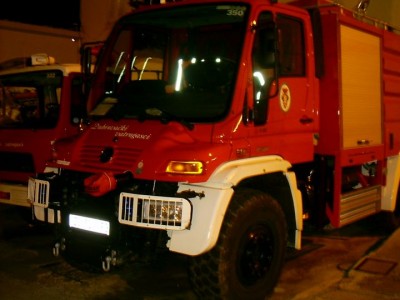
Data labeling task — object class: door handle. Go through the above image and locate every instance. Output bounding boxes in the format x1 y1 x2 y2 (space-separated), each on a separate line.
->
299 116 313 124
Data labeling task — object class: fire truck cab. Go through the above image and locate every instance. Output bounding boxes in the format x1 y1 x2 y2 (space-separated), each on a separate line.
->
28 1 400 299
0 54 86 207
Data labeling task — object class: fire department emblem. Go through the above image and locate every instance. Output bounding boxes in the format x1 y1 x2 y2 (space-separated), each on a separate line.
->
279 84 291 112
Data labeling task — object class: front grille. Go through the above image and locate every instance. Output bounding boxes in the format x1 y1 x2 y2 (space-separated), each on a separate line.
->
118 192 192 230
79 145 142 171
28 178 50 208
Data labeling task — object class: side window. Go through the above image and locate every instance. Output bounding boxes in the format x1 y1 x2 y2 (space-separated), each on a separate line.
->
251 12 275 125
276 14 305 76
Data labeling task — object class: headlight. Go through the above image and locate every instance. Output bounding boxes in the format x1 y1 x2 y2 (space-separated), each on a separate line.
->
143 200 184 223
119 193 192 230
165 161 203 175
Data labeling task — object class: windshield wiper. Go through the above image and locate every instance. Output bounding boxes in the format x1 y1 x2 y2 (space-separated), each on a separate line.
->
144 107 194 131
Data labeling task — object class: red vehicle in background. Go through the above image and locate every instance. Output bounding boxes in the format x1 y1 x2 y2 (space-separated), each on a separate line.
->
0 54 86 208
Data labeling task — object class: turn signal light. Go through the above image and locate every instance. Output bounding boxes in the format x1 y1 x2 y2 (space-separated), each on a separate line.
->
166 161 203 175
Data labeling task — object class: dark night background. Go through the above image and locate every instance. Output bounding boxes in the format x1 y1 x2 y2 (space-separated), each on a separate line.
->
0 0 81 31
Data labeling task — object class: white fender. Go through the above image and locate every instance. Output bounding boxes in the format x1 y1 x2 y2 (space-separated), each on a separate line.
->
167 155 303 255
382 154 400 211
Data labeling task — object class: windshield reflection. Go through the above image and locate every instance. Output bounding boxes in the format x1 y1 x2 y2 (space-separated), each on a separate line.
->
90 4 248 123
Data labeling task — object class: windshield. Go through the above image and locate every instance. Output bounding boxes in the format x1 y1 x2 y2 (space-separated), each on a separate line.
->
0 70 62 129
89 4 248 123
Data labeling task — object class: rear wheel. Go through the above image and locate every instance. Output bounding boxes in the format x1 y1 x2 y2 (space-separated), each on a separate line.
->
189 188 287 300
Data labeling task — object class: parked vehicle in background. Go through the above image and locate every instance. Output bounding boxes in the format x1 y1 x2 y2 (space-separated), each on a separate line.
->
0 54 86 208
28 0 400 299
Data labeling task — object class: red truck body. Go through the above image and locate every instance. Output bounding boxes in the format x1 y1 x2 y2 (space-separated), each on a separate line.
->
28 1 400 299
0 58 85 207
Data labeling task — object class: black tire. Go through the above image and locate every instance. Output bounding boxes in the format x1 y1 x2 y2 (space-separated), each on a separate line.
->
188 188 287 300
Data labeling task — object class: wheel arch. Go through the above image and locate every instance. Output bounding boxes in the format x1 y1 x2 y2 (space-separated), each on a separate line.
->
382 154 400 211
236 170 301 249
169 155 302 255
380 154 400 230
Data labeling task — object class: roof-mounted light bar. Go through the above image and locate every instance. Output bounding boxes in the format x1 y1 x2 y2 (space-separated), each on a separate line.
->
0 53 56 71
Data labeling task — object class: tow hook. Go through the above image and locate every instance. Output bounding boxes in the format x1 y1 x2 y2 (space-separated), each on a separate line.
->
52 238 66 257
53 243 60 257
102 250 117 272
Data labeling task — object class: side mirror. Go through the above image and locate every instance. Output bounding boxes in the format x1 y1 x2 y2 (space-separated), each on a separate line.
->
80 41 104 99
80 41 104 76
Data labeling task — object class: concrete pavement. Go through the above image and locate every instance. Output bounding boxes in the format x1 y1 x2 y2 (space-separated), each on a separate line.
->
337 227 400 299
280 227 400 300
1 204 399 299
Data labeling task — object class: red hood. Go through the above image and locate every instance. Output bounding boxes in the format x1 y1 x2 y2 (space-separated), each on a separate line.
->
51 118 232 182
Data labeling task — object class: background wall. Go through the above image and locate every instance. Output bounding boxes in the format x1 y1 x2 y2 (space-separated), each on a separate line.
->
0 0 398 64
80 0 400 45
0 21 81 64
80 0 132 44
0 0 132 64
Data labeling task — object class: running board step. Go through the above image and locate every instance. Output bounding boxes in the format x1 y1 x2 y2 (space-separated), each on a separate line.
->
340 185 381 226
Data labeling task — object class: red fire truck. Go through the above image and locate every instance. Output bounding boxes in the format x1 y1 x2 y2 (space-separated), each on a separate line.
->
0 54 86 208
28 0 400 299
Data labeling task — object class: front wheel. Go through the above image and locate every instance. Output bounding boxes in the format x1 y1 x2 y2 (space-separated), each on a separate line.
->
189 188 287 300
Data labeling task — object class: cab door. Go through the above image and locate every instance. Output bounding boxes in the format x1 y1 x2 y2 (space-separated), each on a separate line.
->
248 9 317 164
